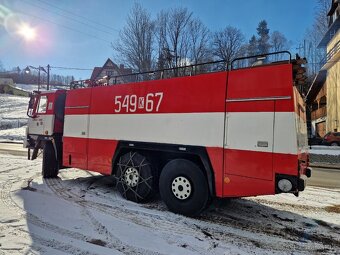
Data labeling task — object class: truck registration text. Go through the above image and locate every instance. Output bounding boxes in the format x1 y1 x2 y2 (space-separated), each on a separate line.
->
114 92 163 113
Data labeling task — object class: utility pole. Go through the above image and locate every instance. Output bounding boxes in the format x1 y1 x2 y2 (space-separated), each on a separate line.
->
47 64 50 90
296 40 306 56
38 66 41 91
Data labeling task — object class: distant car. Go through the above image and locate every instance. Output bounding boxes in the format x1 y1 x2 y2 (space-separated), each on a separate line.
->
322 132 340 146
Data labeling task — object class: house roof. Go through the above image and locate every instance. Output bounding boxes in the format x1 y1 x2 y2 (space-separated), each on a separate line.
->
90 67 102 80
305 70 327 104
327 0 339 16
90 58 119 80
319 0 340 47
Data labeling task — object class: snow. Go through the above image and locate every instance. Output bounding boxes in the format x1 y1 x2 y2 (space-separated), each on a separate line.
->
0 154 339 255
310 145 340 156
0 94 28 142
0 94 29 119
15 84 39 92
0 126 26 143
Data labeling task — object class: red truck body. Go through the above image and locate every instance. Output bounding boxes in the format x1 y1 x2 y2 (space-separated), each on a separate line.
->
25 53 311 215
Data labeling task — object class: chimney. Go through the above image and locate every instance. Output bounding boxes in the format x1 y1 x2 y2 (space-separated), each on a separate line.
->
120 64 124 70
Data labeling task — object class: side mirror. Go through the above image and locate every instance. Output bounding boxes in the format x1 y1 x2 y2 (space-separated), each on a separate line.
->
27 95 37 118
28 97 34 108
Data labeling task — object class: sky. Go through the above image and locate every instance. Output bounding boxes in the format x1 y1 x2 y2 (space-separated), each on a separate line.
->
0 0 319 80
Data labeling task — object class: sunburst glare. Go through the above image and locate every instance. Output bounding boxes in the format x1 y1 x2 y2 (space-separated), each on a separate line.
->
17 22 36 41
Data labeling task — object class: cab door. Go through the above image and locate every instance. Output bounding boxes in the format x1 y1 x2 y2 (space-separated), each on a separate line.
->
27 93 55 136
63 88 92 170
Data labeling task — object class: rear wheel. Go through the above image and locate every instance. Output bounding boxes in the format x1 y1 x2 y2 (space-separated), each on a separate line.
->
42 142 59 178
115 152 155 203
159 159 210 216
330 142 338 146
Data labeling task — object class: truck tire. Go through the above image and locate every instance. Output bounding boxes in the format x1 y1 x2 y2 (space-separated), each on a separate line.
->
42 142 59 178
116 151 155 203
159 159 210 216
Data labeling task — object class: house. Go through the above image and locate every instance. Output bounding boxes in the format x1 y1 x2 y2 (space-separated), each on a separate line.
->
90 58 133 85
306 0 340 138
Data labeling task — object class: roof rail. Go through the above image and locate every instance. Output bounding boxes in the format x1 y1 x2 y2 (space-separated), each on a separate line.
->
230 51 292 70
108 60 227 85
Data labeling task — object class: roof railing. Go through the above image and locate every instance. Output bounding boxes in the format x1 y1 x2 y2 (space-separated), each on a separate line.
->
70 51 292 88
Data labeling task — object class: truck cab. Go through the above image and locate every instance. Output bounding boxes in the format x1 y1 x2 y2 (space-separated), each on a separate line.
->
25 90 66 170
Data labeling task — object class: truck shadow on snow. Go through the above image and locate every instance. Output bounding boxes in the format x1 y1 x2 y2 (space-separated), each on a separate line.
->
16 172 340 254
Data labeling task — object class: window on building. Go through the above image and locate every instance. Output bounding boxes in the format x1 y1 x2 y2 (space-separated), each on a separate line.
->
320 96 327 108
312 102 319 111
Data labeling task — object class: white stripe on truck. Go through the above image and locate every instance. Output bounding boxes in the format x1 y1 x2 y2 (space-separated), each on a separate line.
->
63 112 298 154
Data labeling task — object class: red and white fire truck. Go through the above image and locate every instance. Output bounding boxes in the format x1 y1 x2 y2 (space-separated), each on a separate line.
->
24 52 311 216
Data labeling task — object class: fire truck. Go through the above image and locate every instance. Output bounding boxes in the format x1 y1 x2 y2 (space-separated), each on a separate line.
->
24 52 311 216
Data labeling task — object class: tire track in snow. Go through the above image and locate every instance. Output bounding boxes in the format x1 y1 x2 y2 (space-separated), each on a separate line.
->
44 173 290 254
0 173 116 255
45 177 166 255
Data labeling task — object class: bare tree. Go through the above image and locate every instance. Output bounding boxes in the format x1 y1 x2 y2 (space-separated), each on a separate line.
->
314 0 330 36
155 10 169 70
270 31 290 61
188 18 211 64
212 26 245 65
302 0 330 77
155 8 193 73
113 3 154 72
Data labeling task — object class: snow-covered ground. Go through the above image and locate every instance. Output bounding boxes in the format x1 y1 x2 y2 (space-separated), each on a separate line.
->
0 94 28 142
310 145 340 155
0 154 339 255
0 94 28 119
0 126 26 143
15 84 39 92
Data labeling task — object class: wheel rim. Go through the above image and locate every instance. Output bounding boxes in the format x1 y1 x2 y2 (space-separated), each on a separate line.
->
124 167 140 187
171 176 191 200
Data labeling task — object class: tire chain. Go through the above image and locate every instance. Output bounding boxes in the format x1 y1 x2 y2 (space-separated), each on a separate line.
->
116 152 153 201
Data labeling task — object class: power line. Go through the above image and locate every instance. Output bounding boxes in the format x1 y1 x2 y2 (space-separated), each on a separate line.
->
16 11 112 44
50 66 93 71
23 0 118 36
34 0 119 33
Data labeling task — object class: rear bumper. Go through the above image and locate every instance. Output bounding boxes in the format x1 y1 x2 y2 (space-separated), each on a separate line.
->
298 177 306 192
275 167 312 194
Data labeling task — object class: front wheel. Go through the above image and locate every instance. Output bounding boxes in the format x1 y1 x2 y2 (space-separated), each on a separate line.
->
330 142 338 146
159 159 210 216
42 142 59 178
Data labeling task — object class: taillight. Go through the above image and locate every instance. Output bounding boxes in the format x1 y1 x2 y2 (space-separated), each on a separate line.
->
324 135 330 140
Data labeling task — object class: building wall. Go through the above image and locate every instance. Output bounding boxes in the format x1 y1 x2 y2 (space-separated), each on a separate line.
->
326 31 340 132
311 85 327 137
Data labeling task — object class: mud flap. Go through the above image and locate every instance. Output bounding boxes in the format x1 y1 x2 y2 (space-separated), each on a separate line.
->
31 140 41 160
51 138 59 162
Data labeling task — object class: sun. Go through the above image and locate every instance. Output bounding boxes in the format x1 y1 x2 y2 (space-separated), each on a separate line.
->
17 23 37 41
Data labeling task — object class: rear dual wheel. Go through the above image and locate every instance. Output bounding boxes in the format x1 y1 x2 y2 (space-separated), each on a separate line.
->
116 152 156 203
115 153 210 216
159 159 210 216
